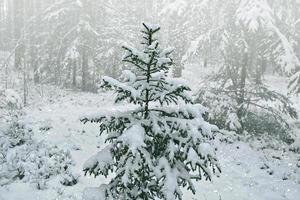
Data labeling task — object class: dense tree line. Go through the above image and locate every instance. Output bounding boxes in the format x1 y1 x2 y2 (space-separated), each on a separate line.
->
0 0 299 94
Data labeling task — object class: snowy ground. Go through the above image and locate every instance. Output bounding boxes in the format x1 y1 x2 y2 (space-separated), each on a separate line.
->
1 72 300 200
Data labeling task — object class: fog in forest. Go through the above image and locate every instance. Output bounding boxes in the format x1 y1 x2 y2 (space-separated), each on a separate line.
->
0 1 300 200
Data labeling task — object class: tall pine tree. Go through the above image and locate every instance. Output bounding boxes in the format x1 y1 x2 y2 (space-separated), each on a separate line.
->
81 23 220 200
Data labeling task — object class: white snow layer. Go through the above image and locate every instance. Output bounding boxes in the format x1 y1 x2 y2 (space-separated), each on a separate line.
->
0 83 299 200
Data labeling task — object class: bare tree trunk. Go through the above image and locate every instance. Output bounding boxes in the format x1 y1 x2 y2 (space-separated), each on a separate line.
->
204 58 208 68
23 57 27 106
5 62 8 89
92 62 96 92
81 48 88 91
72 60 77 88
13 0 24 69
55 58 61 85
32 0 41 84
0 1 4 48
237 50 248 133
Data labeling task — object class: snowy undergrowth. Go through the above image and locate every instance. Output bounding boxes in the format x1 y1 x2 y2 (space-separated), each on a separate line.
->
0 80 299 199
264 75 300 150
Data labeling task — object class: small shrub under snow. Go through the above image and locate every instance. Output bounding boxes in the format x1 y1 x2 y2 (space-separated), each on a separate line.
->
0 89 75 189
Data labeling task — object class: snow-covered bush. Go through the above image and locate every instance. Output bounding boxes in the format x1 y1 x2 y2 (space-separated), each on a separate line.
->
81 23 220 200
0 89 26 164
0 139 74 189
197 84 297 143
0 89 23 121
60 170 80 186
0 89 75 189
195 18 298 143
0 89 23 110
4 120 32 148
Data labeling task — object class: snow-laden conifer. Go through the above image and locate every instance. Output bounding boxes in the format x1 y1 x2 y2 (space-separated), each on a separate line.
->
81 23 220 200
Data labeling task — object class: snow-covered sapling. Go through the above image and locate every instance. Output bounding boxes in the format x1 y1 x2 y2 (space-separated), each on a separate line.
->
81 23 220 200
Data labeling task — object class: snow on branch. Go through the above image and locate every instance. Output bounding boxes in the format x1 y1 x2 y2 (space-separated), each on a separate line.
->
236 0 274 32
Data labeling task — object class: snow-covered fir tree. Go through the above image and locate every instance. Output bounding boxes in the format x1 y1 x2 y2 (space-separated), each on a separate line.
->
196 17 298 141
81 23 220 200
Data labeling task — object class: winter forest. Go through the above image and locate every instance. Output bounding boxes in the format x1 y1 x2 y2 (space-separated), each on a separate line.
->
0 0 300 199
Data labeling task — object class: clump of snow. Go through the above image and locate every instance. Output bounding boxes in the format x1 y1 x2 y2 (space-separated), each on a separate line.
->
102 76 140 99
120 70 136 84
198 142 216 159
60 170 80 186
143 23 160 31
82 184 108 200
83 145 114 176
118 124 145 154
122 44 151 63
236 0 274 32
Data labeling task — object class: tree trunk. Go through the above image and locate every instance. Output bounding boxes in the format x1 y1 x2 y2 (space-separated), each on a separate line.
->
32 0 41 84
237 50 248 133
72 60 77 88
13 0 24 69
81 48 88 91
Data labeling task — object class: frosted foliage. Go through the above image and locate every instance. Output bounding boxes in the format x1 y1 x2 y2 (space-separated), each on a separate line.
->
236 0 300 74
0 93 74 189
182 34 207 63
226 113 242 131
1 1 300 198
2 0 299 95
289 71 300 94
65 45 80 60
0 89 22 111
81 23 220 200
181 0 300 93
236 0 274 32
271 24 300 74
160 0 188 16
83 185 109 200
83 145 114 177
0 138 74 189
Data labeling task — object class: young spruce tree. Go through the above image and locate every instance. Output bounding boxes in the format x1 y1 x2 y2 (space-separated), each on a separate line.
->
196 21 298 142
81 23 220 200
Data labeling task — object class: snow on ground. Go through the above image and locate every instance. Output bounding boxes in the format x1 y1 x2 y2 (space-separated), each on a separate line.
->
186 140 300 200
1 74 300 200
0 91 113 200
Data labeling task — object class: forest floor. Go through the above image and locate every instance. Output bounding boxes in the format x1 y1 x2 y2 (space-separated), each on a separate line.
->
1 68 300 200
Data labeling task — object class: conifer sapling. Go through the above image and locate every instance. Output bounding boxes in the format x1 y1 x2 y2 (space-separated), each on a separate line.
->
81 23 220 200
